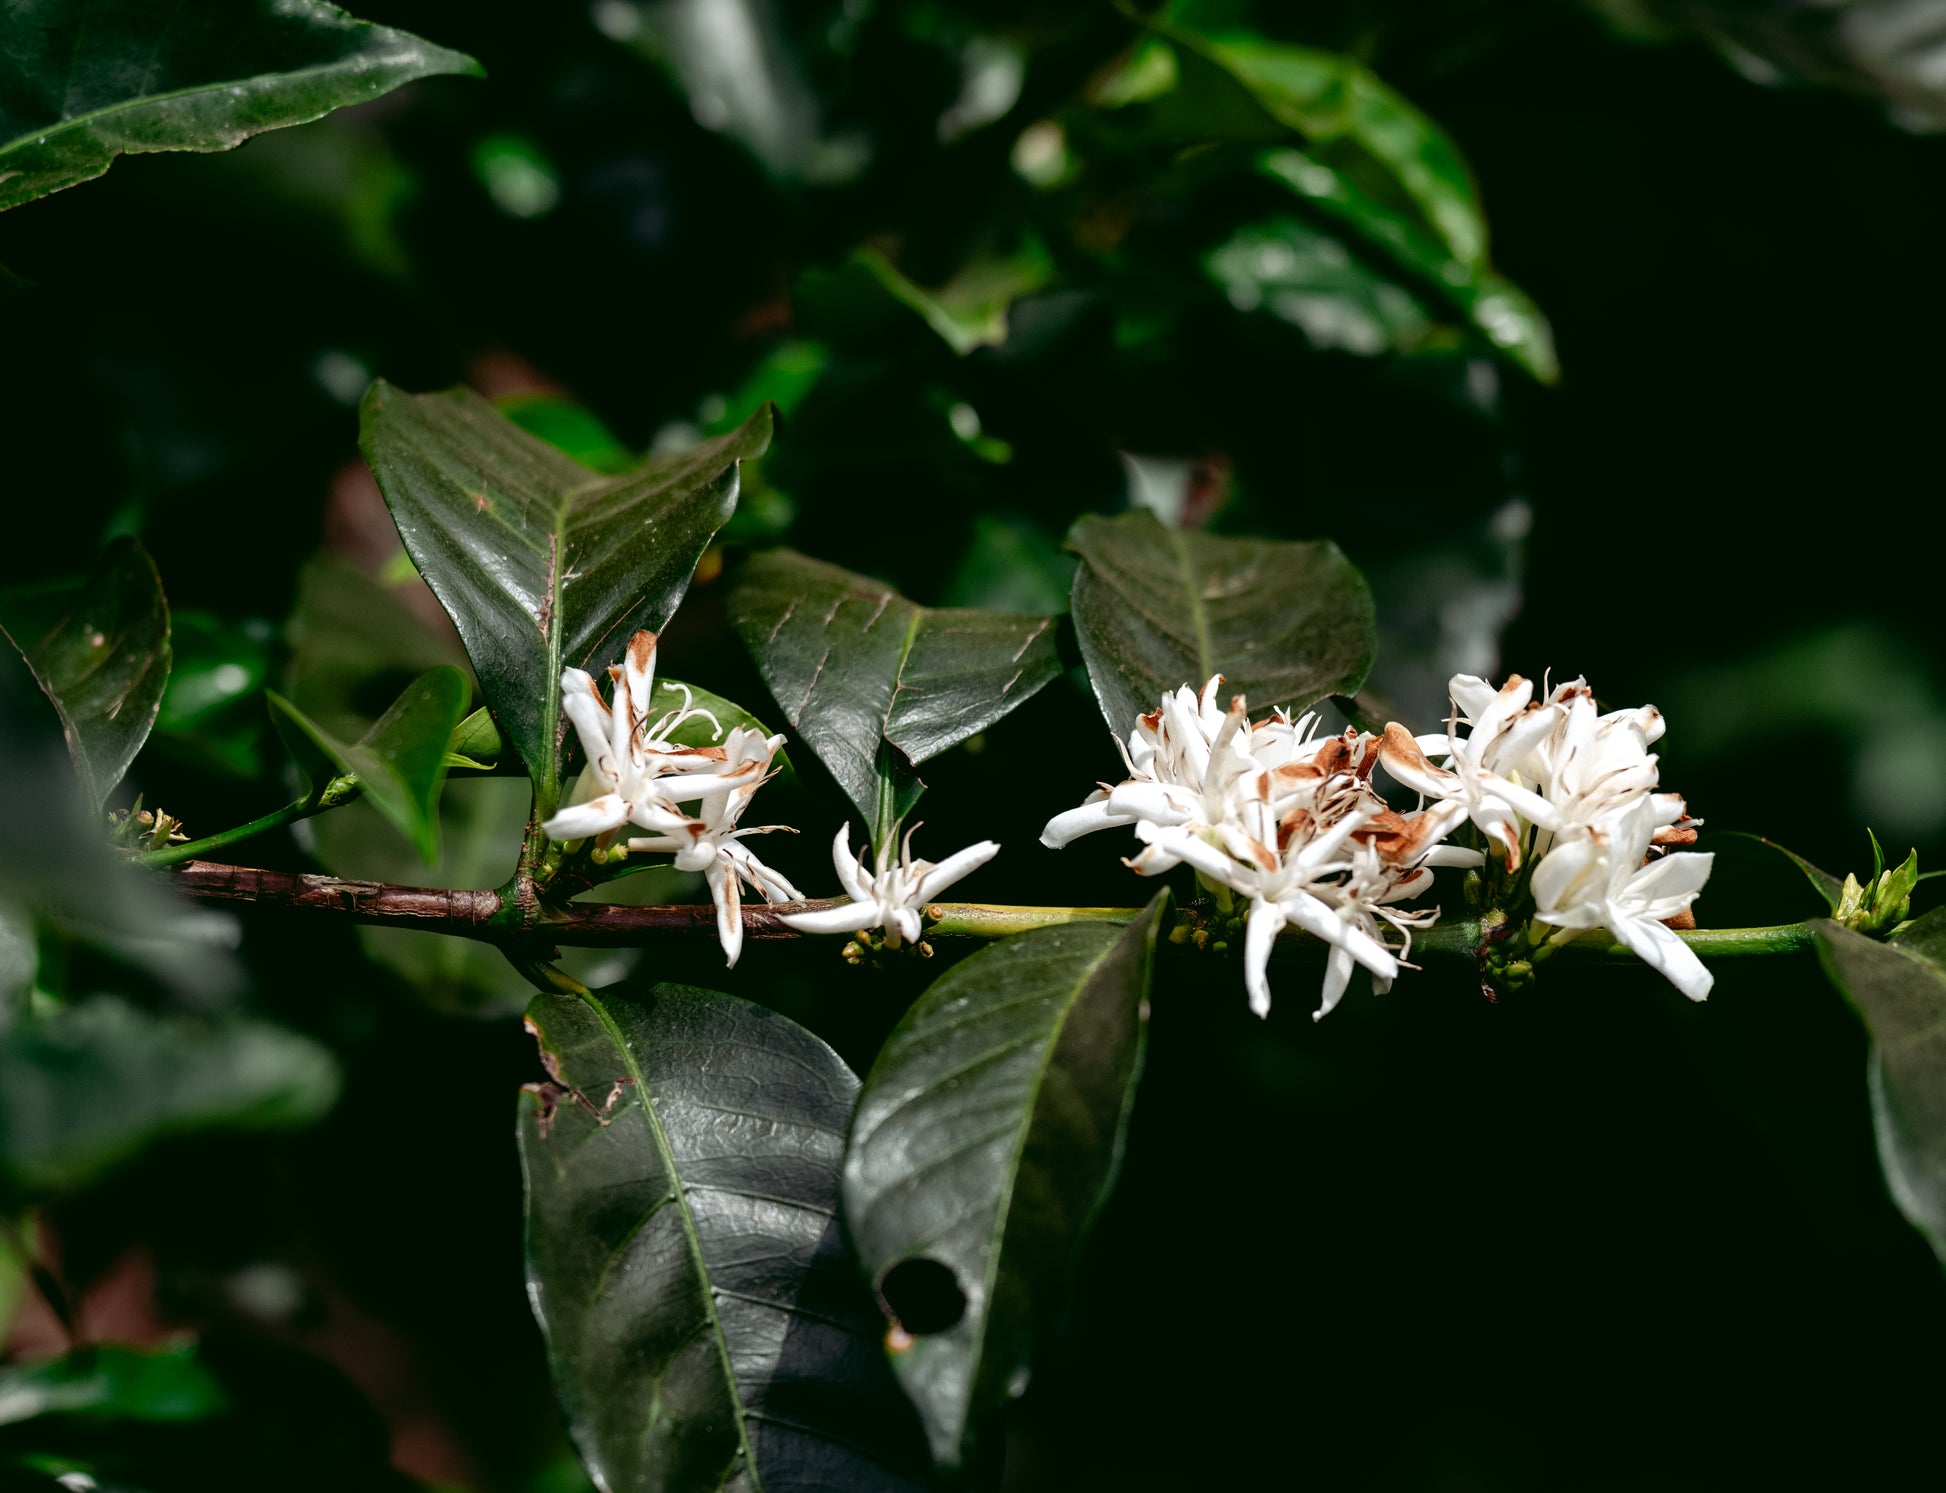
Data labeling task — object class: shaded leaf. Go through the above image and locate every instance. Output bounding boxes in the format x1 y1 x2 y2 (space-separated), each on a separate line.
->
842 893 1168 1468
266 667 468 863
1815 908 1946 1266
728 551 1062 846
151 610 274 779
0 1344 228 1428
0 0 482 212
0 997 340 1199
1066 510 1376 737
0 537 170 809
519 983 925 1493
1730 833 1845 912
359 382 771 792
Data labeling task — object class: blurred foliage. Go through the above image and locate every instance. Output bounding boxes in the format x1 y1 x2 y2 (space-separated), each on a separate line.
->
3 0 1945 1486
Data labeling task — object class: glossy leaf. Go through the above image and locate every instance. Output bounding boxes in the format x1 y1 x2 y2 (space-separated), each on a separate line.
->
266 666 469 863
1257 148 1557 381
519 983 925 1493
843 893 1168 1467
728 550 1062 845
1206 216 1437 357
0 0 482 212
0 537 170 809
359 382 771 792
1179 32 1487 269
0 997 340 1199
1816 909 1946 1266
1066 509 1376 737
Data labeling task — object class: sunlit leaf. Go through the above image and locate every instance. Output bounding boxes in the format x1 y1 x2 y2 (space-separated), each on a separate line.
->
519 982 926 1493
1206 216 1438 356
0 1344 228 1427
444 706 504 772
266 666 469 863
0 0 482 212
360 383 771 797
728 550 1062 848
843 893 1168 1467
1257 148 1557 381
0 997 340 1199
1815 908 1946 1267
0 537 170 810
1066 509 1376 737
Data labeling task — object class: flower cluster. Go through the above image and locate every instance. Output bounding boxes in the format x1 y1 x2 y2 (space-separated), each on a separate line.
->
1042 678 1480 1020
541 630 797 967
1045 671 1714 1016
1379 674 1713 1000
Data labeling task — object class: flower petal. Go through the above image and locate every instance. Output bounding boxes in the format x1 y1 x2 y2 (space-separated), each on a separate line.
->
1041 798 1134 849
912 839 999 902
779 902 880 936
829 825 873 901
706 857 742 968
1315 945 1356 1022
1243 897 1284 1018
1607 909 1713 1001
560 669 618 783
541 793 631 842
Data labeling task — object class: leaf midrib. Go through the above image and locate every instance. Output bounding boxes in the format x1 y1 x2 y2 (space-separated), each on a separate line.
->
1164 527 1215 684
1 52 429 159
580 991 762 1490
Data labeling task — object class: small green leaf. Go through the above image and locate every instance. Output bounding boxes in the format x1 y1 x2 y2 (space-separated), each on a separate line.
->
359 382 771 794
1066 509 1376 737
843 893 1169 1468
519 983 926 1493
0 0 483 212
1815 909 1946 1267
728 550 1062 847
0 997 340 1199
0 537 171 810
443 706 503 772
0 1344 228 1427
1726 832 1845 913
266 666 470 863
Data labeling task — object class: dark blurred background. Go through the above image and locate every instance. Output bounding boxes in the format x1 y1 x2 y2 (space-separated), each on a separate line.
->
3 0 1944 1486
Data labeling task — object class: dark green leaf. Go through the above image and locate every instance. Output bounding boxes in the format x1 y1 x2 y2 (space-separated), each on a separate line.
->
940 517 1076 614
728 550 1062 845
266 667 469 863
0 0 482 212
1178 32 1488 268
1815 908 1946 1266
519 983 925 1493
1257 149 1557 381
1066 510 1376 737
842 893 1169 1468
152 610 273 779
0 1344 228 1427
0 997 340 1199
0 537 170 809
499 393 637 475
359 382 771 793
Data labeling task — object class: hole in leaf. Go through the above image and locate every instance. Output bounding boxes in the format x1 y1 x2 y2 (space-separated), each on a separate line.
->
877 1257 966 1335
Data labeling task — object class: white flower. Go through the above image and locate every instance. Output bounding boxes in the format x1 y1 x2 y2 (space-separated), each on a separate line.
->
540 629 734 851
1377 674 1560 867
1529 795 1715 1001
780 824 999 948
619 725 800 968
1046 677 1465 1020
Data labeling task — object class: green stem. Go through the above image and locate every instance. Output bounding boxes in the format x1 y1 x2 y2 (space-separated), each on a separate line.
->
131 778 360 868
